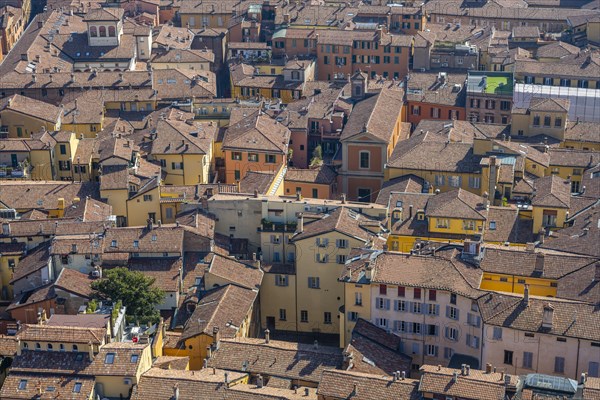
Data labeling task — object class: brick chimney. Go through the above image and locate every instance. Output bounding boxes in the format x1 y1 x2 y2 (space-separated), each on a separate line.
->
594 262 600 282
534 253 545 275
542 303 554 329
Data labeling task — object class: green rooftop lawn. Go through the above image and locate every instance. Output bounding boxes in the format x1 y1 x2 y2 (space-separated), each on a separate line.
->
485 76 513 94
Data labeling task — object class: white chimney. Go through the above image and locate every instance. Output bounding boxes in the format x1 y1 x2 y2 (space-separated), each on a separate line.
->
542 304 554 329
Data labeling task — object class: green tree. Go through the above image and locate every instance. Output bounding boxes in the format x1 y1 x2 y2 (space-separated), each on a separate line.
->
91 268 164 324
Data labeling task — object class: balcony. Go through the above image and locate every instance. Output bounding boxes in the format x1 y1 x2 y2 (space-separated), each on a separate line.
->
0 161 30 179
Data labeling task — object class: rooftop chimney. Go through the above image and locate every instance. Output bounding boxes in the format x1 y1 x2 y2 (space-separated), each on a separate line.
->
461 364 466 375
352 383 358 395
485 363 492 374
523 284 530 306
313 340 318 350
534 253 545 274
594 262 600 282
265 329 270 344
173 385 179 400
401 371 406 380
452 372 459 383
257 374 264 388
341 193 347 204
542 303 554 329
466 365 470 376
297 213 304 233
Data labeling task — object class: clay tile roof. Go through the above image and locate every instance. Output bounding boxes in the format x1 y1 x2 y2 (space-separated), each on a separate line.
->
239 171 276 195
511 25 540 38
125 257 183 292
346 319 412 376
482 206 535 244
10 242 51 284
541 207 600 258
479 247 597 279
83 7 124 21
18 324 106 345
223 111 291 154
536 41 580 59
208 338 343 383
548 149 600 168
53 268 94 298
425 189 488 220
418 365 516 400
87 342 148 376
0 181 101 211
103 226 184 254
531 175 571 208
557 261 600 304
153 356 190 370
0 94 62 123
181 284 258 341
478 292 600 341
208 254 263 290
318 369 420 400
0 335 18 357
0 373 95 400
151 118 215 155
349 252 482 299
340 87 404 143
131 367 247 400
291 207 375 242
285 165 337 185
375 174 425 206
528 97 570 113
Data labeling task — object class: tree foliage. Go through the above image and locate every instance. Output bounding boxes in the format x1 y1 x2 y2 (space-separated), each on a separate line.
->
91 268 164 324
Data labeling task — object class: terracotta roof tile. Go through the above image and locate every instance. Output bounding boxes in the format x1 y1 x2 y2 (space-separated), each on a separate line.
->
86 342 148 376
0 373 95 400
208 338 342 383
318 369 420 400
53 268 94 298
291 207 377 242
17 324 106 345
207 254 263 290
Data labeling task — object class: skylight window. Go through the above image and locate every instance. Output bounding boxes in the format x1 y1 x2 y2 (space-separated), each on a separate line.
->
18 380 27 390
131 354 139 363
105 353 115 364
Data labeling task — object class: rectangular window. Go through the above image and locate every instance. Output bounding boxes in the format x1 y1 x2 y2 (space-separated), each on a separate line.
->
434 175 445 186
265 154 276 164
324 312 332 324
359 151 370 169
427 303 439 315
444 347 454 359
450 293 457 304
412 302 421 314
467 313 481 327
589 362 599 378
349 311 359 321
376 297 390 310
231 152 242 160
336 239 348 248
380 284 387 295
279 309 286 320
308 277 320 289
248 153 258 162
411 105 421 115
463 220 476 231
412 322 421 334
427 324 438 336
60 144 66 155
523 351 533 369
425 344 438 356
376 318 388 328
395 300 406 312
428 290 436 301
504 350 513 365
493 327 503 340
447 306 459 320
398 286 405 297
445 327 458 341
468 176 481 189
414 288 421 299
275 275 288 286
448 175 461 187
336 254 347 264
300 310 308 323
436 219 449 229
355 292 362 306
143 195 152 201
554 357 565 373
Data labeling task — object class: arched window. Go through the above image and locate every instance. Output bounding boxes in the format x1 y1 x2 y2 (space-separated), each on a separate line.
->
108 26 116 37
99 26 106 37
90 26 97 37
47 343 53 351
35 343 41 350
72 344 79 352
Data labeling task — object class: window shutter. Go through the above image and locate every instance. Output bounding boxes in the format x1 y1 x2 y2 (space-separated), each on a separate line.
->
446 305 450 318
407 323 413 333
466 334 472 346
435 346 439 357
475 336 480 348
283 276 288 286
476 316 481 328
316 277 320 287
385 299 391 310
394 300 399 311
434 325 439 336
456 309 460 321
467 313 472 325
407 301 412 313
435 305 440 315
171 162 176 169
308 277 312 287
445 327 450 338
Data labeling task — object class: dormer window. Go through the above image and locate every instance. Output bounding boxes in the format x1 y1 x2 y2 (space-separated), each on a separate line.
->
131 354 139 363
111 240 117 247
133 240 139 248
